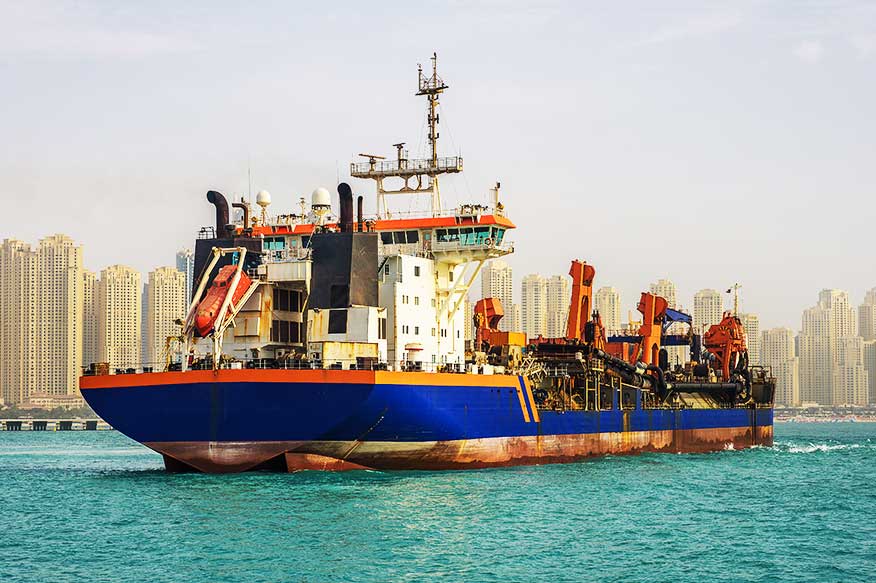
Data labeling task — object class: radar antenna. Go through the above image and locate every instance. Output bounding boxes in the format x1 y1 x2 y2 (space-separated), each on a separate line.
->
350 53 463 218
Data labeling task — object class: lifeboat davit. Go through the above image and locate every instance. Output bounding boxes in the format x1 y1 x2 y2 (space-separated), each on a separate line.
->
194 265 252 338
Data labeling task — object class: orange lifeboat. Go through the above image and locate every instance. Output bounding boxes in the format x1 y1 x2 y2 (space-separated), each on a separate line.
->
194 265 252 338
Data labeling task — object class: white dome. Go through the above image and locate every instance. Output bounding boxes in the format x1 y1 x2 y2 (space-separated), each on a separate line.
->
311 187 331 208
256 190 271 208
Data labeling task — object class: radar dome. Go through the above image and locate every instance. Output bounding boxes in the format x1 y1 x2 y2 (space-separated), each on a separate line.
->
312 187 331 208
256 190 271 208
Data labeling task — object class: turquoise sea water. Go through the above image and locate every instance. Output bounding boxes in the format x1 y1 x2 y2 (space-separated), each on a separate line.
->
1 424 874 583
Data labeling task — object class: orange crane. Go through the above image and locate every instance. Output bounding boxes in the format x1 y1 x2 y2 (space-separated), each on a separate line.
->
565 260 605 350
629 292 668 366
703 312 748 381
473 298 526 349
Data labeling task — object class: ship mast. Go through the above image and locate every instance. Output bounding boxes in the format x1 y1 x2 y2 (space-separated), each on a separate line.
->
351 53 463 218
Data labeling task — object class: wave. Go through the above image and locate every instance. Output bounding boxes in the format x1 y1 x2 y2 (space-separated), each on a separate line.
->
780 442 865 454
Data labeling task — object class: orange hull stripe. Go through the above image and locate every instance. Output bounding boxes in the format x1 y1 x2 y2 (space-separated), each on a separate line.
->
523 377 541 423
80 369 522 390
514 384 531 423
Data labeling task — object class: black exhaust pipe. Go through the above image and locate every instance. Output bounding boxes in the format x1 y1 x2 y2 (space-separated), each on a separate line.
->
357 195 364 231
338 183 354 233
206 191 229 235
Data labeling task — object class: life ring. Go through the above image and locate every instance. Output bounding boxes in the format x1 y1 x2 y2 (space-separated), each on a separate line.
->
483 237 494 246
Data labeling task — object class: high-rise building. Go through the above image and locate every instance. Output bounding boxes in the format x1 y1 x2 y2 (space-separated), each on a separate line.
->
176 249 196 303
510 303 522 333
481 260 513 331
82 270 99 368
144 267 187 368
545 275 570 339
0 236 84 405
834 336 869 405
693 289 724 335
37 235 84 397
0 240 38 405
864 340 876 404
521 274 547 339
859 287 876 341
595 287 622 335
761 328 800 406
739 313 761 366
649 279 678 308
97 265 142 371
799 289 861 405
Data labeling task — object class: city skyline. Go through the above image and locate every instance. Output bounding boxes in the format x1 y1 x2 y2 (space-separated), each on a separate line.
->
3 3 875 332
0 230 873 408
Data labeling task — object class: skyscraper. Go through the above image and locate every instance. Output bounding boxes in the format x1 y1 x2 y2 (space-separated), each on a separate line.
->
693 289 724 335
82 269 98 368
0 240 38 405
649 279 687 366
98 265 142 371
509 303 522 333
864 341 876 404
37 235 84 397
739 313 761 366
761 328 800 406
176 248 195 303
521 274 547 339
595 286 622 335
649 278 678 308
481 260 513 331
545 275 570 338
834 336 869 406
0 236 84 405
145 267 187 368
859 288 876 341
799 289 862 405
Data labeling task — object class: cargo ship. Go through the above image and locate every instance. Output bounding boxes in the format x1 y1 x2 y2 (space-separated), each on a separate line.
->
80 55 774 472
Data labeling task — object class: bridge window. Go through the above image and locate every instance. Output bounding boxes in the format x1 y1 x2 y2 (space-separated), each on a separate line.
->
492 227 505 244
263 237 285 251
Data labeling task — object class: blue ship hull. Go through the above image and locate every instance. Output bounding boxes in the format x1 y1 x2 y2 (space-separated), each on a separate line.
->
80 369 773 472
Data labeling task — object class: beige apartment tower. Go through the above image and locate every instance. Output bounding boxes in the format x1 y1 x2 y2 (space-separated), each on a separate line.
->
145 267 187 368
481 260 513 331
595 286 622 335
521 274 547 339
545 275 570 339
761 327 800 406
0 236 84 406
82 270 98 368
693 289 724 336
0 240 39 405
98 265 142 371
36 235 84 397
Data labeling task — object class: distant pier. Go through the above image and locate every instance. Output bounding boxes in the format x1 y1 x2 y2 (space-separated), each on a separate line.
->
1 419 112 431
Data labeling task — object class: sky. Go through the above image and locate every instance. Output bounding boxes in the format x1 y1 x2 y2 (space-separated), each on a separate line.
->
1 0 874 330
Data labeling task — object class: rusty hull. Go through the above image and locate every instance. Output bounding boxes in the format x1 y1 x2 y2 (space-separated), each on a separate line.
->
147 424 773 473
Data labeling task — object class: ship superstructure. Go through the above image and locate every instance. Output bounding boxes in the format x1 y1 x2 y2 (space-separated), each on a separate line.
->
80 56 775 473
177 54 512 373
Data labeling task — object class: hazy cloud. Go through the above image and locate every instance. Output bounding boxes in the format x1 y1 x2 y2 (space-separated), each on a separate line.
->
851 34 876 56
635 11 745 47
0 2 199 58
793 40 825 62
